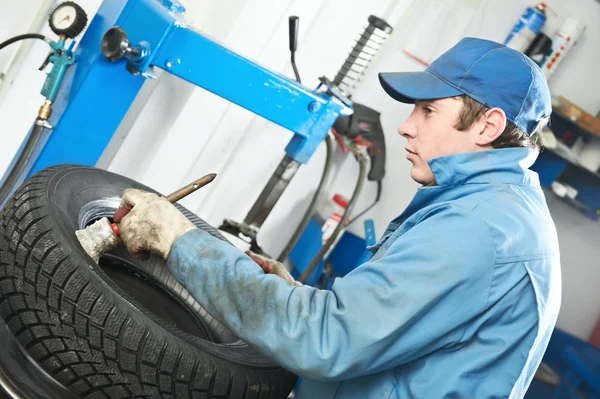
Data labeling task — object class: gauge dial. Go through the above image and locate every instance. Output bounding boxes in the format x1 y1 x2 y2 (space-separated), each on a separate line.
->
52 5 77 30
49 2 88 39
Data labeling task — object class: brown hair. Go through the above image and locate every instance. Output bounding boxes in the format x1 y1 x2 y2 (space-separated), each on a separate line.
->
455 96 539 150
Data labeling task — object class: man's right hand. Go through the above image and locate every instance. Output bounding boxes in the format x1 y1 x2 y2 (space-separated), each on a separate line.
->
245 251 301 287
115 189 197 260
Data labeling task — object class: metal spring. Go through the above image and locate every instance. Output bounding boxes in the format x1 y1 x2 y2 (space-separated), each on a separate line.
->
332 15 393 98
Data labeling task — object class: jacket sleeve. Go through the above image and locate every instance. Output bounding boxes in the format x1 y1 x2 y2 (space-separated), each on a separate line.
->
168 205 496 381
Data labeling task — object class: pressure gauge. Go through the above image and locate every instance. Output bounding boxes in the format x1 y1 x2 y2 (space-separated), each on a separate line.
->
48 1 88 39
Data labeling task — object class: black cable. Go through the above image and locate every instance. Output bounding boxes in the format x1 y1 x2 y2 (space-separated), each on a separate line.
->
345 180 382 228
0 34 48 51
277 134 334 262
291 52 301 83
299 148 367 283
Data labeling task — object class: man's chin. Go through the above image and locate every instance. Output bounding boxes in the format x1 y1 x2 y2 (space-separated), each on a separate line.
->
410 167 422 183
410 168 435 186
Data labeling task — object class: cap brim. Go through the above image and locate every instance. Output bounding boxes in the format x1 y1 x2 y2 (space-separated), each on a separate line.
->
379 71 463 104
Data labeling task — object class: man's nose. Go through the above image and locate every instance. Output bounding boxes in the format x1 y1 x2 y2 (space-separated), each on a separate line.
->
398 119 417 138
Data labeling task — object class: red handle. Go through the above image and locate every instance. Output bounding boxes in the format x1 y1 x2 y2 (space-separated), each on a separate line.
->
111 203 132 238
113 203 133 224
111 223 120 236
331 128 348 153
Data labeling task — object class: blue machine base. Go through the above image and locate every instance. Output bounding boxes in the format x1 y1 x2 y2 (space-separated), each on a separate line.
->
288 217 375 288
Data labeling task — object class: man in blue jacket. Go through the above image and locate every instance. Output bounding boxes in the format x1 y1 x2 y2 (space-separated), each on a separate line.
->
116 37 562 398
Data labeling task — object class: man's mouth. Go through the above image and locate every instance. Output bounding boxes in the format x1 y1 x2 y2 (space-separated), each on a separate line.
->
405 147 417 155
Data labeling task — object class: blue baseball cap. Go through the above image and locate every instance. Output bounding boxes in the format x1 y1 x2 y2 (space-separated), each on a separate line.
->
379 37 551 135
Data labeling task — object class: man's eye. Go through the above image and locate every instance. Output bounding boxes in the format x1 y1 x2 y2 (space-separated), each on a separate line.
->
424 107 434 115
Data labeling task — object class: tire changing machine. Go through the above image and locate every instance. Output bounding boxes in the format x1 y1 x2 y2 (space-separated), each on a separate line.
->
0 0 392 396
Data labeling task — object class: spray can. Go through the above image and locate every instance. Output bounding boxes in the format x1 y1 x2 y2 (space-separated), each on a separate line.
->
540 17 586 80
524 32 553 65
504 3 548 53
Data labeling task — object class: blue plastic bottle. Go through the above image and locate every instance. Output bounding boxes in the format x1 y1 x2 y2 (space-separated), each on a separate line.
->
504 3 548 53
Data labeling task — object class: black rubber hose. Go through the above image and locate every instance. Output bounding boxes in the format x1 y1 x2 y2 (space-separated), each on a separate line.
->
344 179 382 228
0 120 47 207
299 147 367 283
277 134 334 262
0 34 47 51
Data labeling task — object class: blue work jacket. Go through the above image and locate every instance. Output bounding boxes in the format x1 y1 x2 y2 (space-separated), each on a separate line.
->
169 147 561 398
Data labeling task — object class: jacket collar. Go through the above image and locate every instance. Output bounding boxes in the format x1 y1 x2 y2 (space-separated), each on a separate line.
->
428 147 540 187
368 148 541 256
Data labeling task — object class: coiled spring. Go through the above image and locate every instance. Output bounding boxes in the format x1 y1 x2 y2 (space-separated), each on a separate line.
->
332 15 393 98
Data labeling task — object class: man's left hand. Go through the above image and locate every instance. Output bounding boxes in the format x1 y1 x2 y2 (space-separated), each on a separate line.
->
245 251 300 286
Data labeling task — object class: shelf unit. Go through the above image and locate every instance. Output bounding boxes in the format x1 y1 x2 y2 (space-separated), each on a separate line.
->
531 111 600 220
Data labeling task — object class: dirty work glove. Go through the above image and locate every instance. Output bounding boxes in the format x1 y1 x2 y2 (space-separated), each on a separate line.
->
245 250 301 287
114 189 197 260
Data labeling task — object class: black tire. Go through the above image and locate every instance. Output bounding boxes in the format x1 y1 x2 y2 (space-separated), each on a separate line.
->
0 165 297 398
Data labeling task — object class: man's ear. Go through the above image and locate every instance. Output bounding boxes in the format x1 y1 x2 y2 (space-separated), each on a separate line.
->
475 107 506 146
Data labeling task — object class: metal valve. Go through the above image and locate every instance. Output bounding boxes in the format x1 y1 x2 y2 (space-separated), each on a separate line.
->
100 27 139 62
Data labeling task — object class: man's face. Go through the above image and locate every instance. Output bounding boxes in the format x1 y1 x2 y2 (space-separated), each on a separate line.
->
398 97 478 185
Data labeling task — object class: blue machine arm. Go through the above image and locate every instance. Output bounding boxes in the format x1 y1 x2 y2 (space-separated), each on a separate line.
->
22 0 351 178
149 25 349 164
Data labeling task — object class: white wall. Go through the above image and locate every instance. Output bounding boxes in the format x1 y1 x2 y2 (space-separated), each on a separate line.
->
1 0 600 339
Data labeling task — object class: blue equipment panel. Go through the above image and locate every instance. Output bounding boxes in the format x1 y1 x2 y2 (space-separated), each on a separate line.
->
327 231 368 276
290 218 377 288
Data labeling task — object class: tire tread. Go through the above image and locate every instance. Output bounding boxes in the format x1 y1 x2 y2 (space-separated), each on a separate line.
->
0 167 296 398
